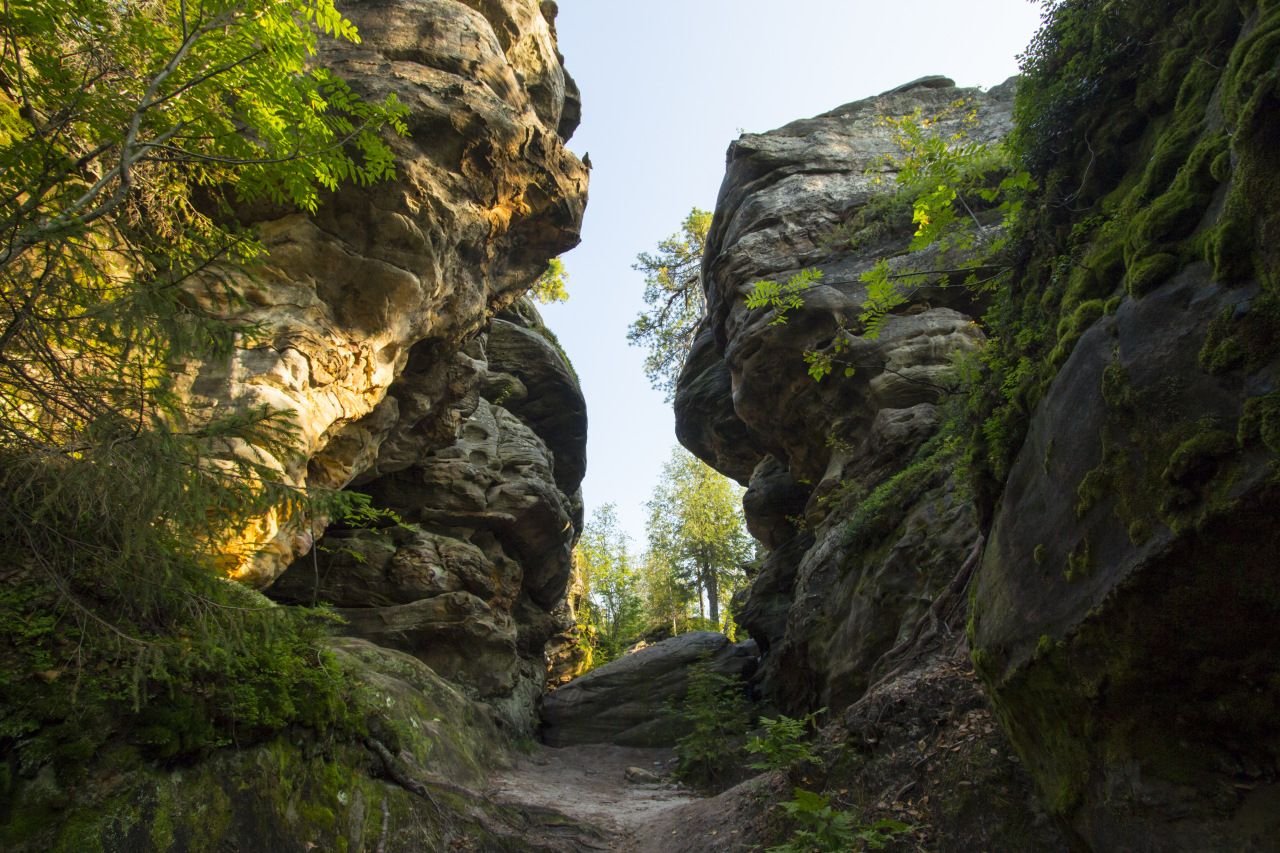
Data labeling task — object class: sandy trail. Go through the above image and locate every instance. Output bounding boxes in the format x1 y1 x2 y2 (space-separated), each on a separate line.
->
485 743 703 851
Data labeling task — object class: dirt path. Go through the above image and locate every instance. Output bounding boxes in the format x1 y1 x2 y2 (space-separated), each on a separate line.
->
485 744 704 851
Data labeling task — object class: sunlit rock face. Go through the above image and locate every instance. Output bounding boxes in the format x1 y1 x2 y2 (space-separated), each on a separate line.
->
178 0 587 586
269 301 587 729
676 76 1015 710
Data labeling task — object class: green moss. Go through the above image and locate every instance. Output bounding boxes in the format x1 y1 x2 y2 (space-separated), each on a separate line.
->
1162 429 1237 485
1101 357 1132 409
841 436 951 555
1124 252 1179 297
1239 394 1280 454
1064 538 1093 582
1074 468 1108 518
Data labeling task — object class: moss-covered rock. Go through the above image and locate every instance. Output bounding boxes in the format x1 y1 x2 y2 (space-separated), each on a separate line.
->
0 638 585 852
970 0 1280 848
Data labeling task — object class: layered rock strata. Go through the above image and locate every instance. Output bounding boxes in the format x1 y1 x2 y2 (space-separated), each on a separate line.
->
674 77 1063 848
179 0 587 586
677 75 1014 710
270 302 587 729
682 1 1280 846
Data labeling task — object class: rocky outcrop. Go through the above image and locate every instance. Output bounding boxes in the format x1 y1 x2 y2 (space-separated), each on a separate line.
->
964 2 1280 848
677 75 1013 711
270 302 587 730
177 0 587 586
541 632 757 747
2 637 607 852
678 1 1280 848
673 77 1063 848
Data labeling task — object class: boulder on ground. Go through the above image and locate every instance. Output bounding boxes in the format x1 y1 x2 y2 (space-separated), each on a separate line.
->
540 632 757 747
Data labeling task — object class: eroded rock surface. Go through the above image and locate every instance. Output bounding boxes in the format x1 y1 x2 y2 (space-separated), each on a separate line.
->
271 302 587 730
677 76 1013 711
178 0 587 586
674 77 1063 849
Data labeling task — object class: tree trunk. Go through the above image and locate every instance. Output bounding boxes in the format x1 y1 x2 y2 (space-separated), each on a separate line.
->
704 562 719 627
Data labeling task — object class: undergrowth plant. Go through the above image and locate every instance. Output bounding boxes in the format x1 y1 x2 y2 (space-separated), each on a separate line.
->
743 99 1033 383
767 788 913 853
746 708 826 772
673 660 751 788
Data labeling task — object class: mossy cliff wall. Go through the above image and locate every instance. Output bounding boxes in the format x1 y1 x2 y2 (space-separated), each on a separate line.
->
968 0 1280 848
678 0 1280 848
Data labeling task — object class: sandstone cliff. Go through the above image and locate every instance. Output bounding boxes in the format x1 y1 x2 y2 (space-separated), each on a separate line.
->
2 2 594 849
181 0 588 588
214 0 590 727
675 76 1060 849
676 1 1280 848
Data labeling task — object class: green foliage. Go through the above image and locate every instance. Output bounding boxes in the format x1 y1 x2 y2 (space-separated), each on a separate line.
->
628 207 713 398
531 257 570 303
856 104 1029 339
574 504 647 667
766 788 913 853
673 661 750 788
0 0 407 801
646 446 752 629
744 268 825 325
746 709 825 772
842 435 954 554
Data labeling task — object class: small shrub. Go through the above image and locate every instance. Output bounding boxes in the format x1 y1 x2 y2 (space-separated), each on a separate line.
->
673 661 750 788
746 709 825 772
767 787 913 853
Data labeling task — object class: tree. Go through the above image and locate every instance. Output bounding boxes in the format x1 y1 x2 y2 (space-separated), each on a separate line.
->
628 207 712 398
1 0 406 455
575 504 646 665
0 0 407 767
531 257 569 303
646 446 752 629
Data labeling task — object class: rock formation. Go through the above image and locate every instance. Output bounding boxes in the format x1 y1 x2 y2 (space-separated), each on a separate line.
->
205 0 591 729
541 632 757 747
270 301 587 729
677 74 1014 714
2 3 594 849
676 1 1280 848
672 76 1058 849
180 0 588 587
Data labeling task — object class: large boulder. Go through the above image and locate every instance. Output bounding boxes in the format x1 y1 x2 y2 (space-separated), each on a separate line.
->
966 2 1280 847
540 632 758 747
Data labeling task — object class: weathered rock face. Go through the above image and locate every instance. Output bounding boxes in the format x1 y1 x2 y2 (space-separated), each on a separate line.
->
680 2 1280 848
964 2 1280 848
674 77 1064 848
677 76 1013 711
270 302 587 729
541 632 757 747
3 637 608 852
178 0 587 586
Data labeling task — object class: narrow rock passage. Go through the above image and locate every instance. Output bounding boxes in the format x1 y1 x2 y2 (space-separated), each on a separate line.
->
485 744 702 851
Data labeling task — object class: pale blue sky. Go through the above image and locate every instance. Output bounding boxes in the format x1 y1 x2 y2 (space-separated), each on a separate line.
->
540 0 1045 546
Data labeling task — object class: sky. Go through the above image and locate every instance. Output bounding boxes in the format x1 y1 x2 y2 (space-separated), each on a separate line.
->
539 0 1046 547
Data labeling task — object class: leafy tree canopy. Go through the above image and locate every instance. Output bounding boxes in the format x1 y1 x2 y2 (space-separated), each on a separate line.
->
531 257 570 303
0 0 408 773
646 446 752 629
627 207 712 399
574 503 645 665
